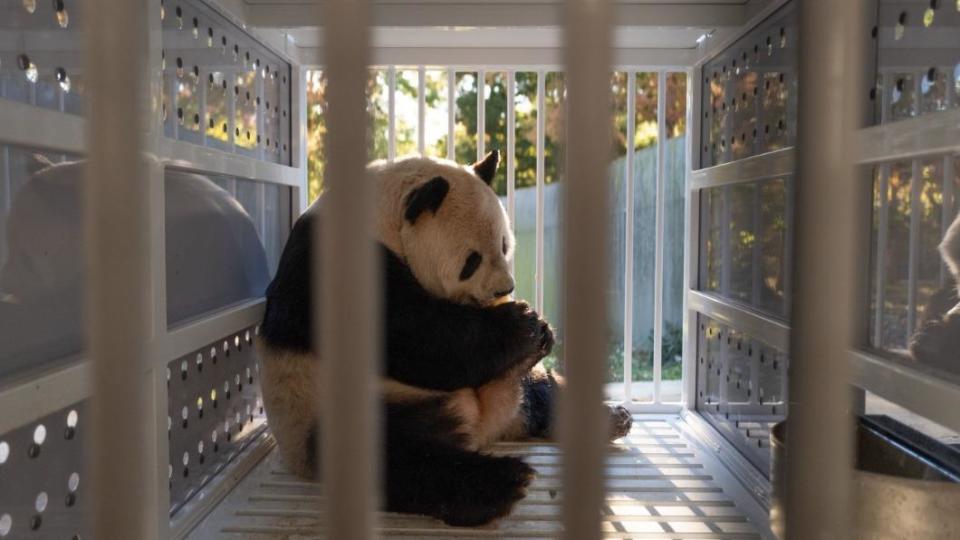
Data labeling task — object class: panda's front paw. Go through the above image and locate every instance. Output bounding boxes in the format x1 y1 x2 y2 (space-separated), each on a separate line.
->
535 319 554 360
494 301 550 363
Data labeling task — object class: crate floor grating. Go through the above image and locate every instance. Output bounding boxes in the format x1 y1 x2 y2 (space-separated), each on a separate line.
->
185 416 766 539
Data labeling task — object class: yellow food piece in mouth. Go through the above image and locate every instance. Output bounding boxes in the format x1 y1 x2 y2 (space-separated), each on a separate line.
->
489 295 513 307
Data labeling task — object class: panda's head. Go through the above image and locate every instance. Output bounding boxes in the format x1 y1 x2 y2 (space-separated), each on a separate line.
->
390 151 514 306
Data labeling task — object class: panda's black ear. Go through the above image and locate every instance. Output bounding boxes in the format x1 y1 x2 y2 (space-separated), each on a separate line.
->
404 176 450 224
472 150 499 186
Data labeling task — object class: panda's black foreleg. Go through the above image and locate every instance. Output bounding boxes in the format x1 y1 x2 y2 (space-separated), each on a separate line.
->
518 367 633 441
384 438 535 526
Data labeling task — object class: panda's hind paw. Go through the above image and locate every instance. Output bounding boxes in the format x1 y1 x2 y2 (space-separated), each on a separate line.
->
437 456 534 527
608 405 633 441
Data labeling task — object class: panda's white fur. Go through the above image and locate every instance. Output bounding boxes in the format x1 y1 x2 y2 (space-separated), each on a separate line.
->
373 156 516 305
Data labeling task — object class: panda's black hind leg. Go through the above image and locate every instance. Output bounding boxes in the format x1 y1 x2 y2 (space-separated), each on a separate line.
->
384 440 535 526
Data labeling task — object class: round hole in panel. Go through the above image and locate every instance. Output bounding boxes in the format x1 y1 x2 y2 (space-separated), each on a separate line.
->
17 55 38 84
66 492 76 507
210 346 217 360
35 492 48 513
181 360 188 380
181 406 188 420
55 67 71 92
196 353 203 372
33 425 46 445
182 451 189 466
198 441 204 454
234 335 241 349
168 464 172 479
223 341 230 356
245 330 252 344
68 472 80 492
0 442 8 464
895 12 907 40
197 397 203 413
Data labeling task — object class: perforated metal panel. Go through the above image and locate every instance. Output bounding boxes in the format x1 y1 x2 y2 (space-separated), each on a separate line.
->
696 315 788 473
700 2 798 169
160 0 292 165
0 403 89 539
167 325 267 515
0 0 85 115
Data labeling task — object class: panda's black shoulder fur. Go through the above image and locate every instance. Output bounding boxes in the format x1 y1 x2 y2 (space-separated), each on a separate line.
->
260 208 546 392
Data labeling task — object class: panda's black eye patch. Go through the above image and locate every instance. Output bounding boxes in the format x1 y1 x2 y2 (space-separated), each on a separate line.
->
459 251 482 281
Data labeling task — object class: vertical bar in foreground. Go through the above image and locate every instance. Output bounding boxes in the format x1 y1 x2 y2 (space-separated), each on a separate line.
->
318 1 378 538
85 0 153 537
787 0 864 537
560 0 611 539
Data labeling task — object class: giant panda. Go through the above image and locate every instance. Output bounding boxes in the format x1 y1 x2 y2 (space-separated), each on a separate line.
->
257 151 633 526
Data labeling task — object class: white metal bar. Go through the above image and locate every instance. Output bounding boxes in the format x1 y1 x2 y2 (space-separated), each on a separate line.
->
871 74 892 346
418 65 426 155
447 68 455 161
623 71 636 402
319 0 377 538
682 66 700 409
690 147 795 190
156 299 266 364
507 70 517 275
907 157 921 337
251 3 745 28
85 0 154 535
653 70 666 404
388 66 397 161
687 291 790 353
478 69 485 160
0 99 86 153
294 67 311 212
944 156 957 286
787 0 863 536
855 107 960 165
720 186 731 297
158 138 302 187
560 0 611 538
905 73 923 338
850 350 960 436
535 70 546 313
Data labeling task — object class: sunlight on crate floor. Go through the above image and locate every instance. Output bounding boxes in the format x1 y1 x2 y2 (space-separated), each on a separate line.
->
186 416 766 539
